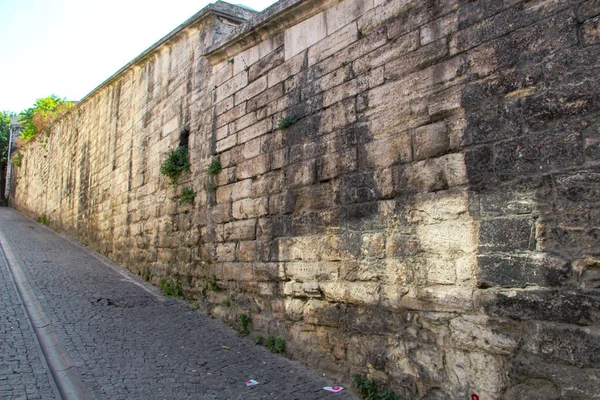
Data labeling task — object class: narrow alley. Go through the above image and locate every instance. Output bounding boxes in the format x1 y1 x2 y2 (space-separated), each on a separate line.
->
0 207 353 400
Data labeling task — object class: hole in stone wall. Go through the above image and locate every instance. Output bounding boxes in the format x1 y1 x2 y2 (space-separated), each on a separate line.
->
179 128 190 148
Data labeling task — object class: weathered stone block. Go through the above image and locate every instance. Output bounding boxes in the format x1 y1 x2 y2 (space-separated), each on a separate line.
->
238 118 272 144
480 289 600 325
216 102 245 127
285 159 316 188
247 83 285 113
580 0 600 20
354 30 419 76
479 217 535 252
232 197 268 220
222 262 254 282
420 12 458 45
285 12 327 60
325 0 374 35
267 51 305 88
308 22 359 66
220 219 256 242
235 76 268 105
253 262 279 282
384 38 448 81
285 261 339 281
361 232 386 259
405 153 468 192
494 127 584 180
216 134 237 153
429 85 462 118
283 281 323 298
215 242 236 262
303 299 342 327
583 15 600 45
323 66 384 108
317 148 357 181
216 71 248 103
478 253 569 288
357 0 416 36
248 46 284 82
412 122 449 161
237 241 258 262
237 154 269 180
445 349 506 398
359 132 412 169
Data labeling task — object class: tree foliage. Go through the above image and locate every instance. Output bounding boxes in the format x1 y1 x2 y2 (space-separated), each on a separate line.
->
19 95 73 142
0 111 14 166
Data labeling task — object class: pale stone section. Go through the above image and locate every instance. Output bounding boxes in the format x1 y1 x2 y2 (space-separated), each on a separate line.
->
284 12 327 60
409 190 478 286
324 0 374 34
233 35 283 75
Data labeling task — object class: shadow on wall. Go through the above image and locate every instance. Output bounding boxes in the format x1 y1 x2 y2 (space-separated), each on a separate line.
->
459 2 600 398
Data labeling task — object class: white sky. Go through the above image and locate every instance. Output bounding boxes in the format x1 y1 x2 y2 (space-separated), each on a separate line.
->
0 0 277 113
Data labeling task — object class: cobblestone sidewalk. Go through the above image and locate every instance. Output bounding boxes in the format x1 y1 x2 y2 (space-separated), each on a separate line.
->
0 207 356 400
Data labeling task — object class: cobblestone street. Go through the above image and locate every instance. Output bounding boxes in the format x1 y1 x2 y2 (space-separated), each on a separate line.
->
0 207 355 399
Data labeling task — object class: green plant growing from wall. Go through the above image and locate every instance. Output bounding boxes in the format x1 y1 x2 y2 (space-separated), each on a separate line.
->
36 215 50 226
206 274 219 291
265 336 286 354
206 182 218 193
160 146 190 183
160 278 182 297
142 266 152 282
205 155 221 175
237 313 250 336
179 187 195 205
277 114 297 130
254 335 264 345
353 375 403 400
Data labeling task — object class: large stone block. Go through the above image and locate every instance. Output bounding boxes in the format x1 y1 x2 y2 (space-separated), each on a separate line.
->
405 153 468 192
583 15 600 45
308 22 359 66
477 253 570 288
480 289 600 325
478 217 535 252
284 12 327 60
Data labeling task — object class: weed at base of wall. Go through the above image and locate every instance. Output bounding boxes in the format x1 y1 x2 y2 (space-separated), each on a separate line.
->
237 313 250 336
353 375 404 400
142 266 152 282
264 336 286 354
36 215 50 226
160 279 182 297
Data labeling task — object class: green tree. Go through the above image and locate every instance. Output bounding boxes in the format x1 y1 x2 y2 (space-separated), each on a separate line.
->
0 111 14 166
19 95 73 142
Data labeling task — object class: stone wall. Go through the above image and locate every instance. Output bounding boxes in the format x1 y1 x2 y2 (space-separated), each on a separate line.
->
11 0 600 398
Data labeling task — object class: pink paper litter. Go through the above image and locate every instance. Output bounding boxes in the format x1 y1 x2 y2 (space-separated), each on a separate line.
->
323 386 344 393
245 379 259 387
